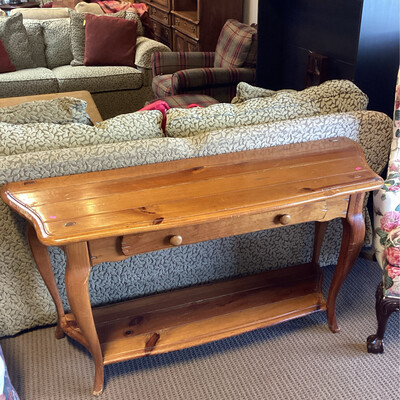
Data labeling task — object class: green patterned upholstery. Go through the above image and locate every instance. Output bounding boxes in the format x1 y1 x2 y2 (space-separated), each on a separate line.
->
0 13 35 70
0 68 58 97
53 65 143 93
166 80 369 137
0 111 164 156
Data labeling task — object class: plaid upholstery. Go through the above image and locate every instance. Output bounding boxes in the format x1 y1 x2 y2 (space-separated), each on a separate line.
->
151 21 257 102
172 67 256 90
153 67 256 102
152 51 215 76
147 94 219 108
243 29 257 68
152 74 173 97
214 19 256 68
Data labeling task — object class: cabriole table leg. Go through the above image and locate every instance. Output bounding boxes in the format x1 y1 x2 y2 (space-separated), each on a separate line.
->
26 223 66 339
327 193 365 332
65 242 104 396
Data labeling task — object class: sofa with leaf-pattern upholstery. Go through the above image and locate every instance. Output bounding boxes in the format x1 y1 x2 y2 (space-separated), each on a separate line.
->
0 80 393 338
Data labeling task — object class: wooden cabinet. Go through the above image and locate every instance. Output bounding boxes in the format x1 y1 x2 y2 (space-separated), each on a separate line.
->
256 0 400 117
173 28 199 51
141 0 244 51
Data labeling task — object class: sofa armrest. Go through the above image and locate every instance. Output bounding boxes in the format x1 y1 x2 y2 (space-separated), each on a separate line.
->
171 67 256 93
152 51 215 76
135 37 171 69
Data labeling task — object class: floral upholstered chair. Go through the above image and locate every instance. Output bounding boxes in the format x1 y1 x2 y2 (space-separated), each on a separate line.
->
151 19 257 103
368 67 400 353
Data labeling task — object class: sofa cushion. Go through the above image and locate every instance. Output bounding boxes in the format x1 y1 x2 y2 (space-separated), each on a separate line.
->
0 68 58 98
23 19 47 68
166 80 369 137
152 73 173 98
0 111 164 156
53 65 143 93
0 13 35 70
214 19 255 68
231 82 277 104
41 18 73 69
75 2 105 15
84 13 137 67
0 40 16 73
0 97 91 125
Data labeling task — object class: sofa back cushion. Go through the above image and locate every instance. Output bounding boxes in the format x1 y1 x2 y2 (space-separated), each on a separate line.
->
214 19 256 68
0 97 92 125
41 18 73 69
166 80 369 137
0 111 164 156
23 19 47 68
0 13 35 70
10 7 70 20
231 82 277 104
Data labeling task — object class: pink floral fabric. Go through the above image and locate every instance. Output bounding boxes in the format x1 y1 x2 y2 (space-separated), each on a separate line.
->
374 66 400 298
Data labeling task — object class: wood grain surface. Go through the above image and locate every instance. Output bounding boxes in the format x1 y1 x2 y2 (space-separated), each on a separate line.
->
0 138 383 247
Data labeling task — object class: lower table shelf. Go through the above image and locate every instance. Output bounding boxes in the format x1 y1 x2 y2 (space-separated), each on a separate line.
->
64 262 326 365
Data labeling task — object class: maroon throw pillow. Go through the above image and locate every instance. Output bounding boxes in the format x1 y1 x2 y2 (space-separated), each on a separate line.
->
84 14 138 67
0 39 16 73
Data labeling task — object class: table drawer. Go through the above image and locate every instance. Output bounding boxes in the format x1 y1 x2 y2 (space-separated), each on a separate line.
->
152 19 172 45
148 4 170 25
173 15 199 39
118 197 349 258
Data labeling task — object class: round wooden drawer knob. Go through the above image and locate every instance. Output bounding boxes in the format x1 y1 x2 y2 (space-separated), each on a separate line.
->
279 214 291 225
170 235 183 246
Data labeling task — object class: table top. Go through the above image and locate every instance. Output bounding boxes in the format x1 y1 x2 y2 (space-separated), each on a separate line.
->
1 137 383 246
0 91 103 124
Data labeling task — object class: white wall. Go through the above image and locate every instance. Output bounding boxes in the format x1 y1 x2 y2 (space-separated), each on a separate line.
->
243 0 258 24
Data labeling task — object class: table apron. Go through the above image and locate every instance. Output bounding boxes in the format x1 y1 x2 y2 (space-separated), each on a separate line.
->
88 195 350 265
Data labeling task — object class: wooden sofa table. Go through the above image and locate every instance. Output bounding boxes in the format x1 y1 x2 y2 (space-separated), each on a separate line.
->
0 137 383 395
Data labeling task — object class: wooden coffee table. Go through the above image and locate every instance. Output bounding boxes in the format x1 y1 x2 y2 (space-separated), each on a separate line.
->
0 137 383 395
0 91 103 124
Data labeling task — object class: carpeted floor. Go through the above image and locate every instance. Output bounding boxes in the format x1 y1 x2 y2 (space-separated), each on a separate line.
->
1 257 399 400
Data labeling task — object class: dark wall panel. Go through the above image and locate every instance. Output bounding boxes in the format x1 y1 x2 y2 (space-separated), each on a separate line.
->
256 0 399 116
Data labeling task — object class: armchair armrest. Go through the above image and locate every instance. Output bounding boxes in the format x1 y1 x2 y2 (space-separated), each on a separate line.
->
135 37 171 69
171 67 256 93
152 51 215 76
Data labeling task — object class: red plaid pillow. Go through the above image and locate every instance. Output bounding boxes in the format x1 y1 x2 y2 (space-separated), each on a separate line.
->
214 19 255 68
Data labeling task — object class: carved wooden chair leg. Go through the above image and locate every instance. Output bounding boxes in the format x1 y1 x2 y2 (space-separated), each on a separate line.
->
367 282 400 353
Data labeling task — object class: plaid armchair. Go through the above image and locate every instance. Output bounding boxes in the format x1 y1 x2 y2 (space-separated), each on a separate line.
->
151 19 257 103
367 67 400 353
